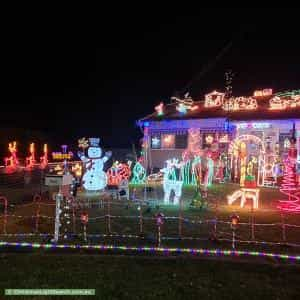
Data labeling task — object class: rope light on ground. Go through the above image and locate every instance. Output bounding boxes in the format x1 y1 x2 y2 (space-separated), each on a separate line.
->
0 241 299 262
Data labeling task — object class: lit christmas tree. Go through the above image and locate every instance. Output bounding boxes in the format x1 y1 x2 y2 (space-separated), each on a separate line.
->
277 137 300 213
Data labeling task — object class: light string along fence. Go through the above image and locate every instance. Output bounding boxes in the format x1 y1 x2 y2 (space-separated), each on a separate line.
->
0 192 300 251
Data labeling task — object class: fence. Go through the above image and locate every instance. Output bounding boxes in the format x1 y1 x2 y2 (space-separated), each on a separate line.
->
0 193 300 252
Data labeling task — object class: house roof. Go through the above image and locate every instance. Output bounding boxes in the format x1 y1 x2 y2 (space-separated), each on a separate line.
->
140 90 300 122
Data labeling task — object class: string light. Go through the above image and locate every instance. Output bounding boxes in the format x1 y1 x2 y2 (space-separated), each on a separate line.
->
0 241 299 261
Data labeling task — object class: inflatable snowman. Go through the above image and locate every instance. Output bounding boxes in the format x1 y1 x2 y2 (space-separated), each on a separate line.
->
78 138 112 191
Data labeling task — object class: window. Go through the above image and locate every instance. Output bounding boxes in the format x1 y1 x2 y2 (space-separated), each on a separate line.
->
151 135 161 149
175 134 188 149
161 134 175 149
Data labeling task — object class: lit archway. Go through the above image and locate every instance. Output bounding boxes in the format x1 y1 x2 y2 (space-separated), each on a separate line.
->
229 134 266 186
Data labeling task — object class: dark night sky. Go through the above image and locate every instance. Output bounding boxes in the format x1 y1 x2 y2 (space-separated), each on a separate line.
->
2 8 300 151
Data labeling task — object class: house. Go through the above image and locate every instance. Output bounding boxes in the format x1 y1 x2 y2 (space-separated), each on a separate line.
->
138 89 300 186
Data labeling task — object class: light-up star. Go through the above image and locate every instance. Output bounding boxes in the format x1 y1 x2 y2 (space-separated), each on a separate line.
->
152 137 160 146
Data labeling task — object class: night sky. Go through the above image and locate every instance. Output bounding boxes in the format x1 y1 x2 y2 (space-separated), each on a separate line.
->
2 8 299 152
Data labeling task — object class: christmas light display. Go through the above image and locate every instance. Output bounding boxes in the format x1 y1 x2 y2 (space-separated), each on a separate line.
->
107 162 131 186
1 242 299 261
25 143 36 169
161 134 175 148
227 188 260 209
187 128 201 155
161 158 184 204
78 137 89 149
155 102 164 116
151 136 160 148
4 141 19 172
130 161 146 184
236 122 271 130
203 156 214 187
78 138 112 191
277 139 300 213
52 152 73 160
40 144 48 169
269 92 300 110
223 97 258 111
172 93 199 114
71 163 82 178
204 90 225 108
253 89 273 97
229 135 266 187
60 196 73 240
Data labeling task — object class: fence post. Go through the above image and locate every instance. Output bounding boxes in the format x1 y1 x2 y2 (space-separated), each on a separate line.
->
139 200 143 234
178 197 183 237
0 196 8 234
281 212 286 243
250 203 255 240
107 195 111 234
33 194 42 233
68 196 76 234
212 199 218 240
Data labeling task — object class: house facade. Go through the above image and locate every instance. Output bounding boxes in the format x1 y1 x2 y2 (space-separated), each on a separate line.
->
138 89 300 186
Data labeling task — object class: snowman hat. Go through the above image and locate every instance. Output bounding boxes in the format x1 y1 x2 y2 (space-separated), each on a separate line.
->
89 138 100 147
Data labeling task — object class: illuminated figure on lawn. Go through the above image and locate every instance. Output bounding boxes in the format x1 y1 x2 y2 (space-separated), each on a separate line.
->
78 138 112 191
4 141 19 172
277 137 300 213
130 160 146 184
204 156 214 187
161 158 184 205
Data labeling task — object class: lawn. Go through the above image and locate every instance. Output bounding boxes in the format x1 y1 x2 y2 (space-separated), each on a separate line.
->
2 183 300 251
0 182 300 299
0 253 299 299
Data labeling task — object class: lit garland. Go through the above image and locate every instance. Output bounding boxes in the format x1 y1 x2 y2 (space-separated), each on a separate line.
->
0 241 299 261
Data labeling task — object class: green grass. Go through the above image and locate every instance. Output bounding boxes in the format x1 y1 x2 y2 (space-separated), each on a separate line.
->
1 183 300 252
0 253 299 299
1 184 300 299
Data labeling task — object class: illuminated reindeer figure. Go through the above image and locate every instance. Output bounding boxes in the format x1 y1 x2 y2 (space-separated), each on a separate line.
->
25 143 36 169
40 144 48 169
4 141 19 171
161 158 184 205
